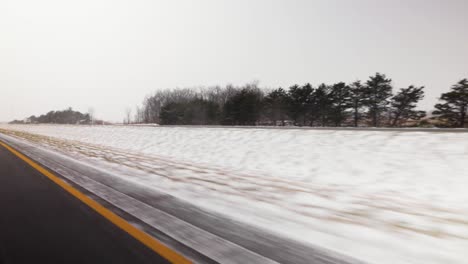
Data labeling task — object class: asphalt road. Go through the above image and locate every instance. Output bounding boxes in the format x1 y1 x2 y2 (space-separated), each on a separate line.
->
0 143 172 264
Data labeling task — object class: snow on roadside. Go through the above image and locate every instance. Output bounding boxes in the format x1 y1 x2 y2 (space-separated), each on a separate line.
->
1 124 467 264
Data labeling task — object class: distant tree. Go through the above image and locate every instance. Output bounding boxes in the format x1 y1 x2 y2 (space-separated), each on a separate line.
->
364 73 393 127
263 88 289 125
124 108 132 124
390 86 426 127
178 98 219 125
159 102 183 124
142 94 162 123
223 86 264 125
433 79 468 128
204 85 239 109
349 81 366 127
196 99 220 125
9 120 25 124
142 89 192 124
29 115 38 123
134 106 144 124
15 108 90 124
329 82 353 126
310 84 332 126
142 87 228 124
287 84 314 126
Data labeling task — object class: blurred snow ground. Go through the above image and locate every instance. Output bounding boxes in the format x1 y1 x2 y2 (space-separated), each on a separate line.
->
0 124 467 264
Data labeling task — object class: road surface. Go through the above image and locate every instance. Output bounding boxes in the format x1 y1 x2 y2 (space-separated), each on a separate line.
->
0 142 178 264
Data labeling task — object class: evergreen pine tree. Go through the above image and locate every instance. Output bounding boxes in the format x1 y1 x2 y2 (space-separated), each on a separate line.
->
263 88 289 125
433 79 468 127
364 73 393 127
329 82 353 126
349 81 366 127
310 84 332 126
390 86 425 127
287 84 314 126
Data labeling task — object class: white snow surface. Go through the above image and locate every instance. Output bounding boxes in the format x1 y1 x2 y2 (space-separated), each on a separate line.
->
1 124 467 264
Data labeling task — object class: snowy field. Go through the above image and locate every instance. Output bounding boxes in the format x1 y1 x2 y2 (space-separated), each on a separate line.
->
0 124 467 264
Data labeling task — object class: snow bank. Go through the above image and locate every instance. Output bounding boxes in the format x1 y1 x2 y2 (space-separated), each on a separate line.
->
1 124 467 264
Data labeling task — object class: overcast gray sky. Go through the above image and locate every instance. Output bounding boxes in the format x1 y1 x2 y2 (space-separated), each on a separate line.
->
1 0 467 122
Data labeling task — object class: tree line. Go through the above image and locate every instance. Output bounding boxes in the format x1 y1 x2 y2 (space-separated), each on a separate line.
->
10 107 92 125
137 73 468 128
9 74 467 128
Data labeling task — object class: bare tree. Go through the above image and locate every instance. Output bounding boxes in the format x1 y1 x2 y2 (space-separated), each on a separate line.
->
124 108 132 124
134 105 144 123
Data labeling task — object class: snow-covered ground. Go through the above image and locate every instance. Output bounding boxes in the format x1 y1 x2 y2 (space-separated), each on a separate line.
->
1 124 467 264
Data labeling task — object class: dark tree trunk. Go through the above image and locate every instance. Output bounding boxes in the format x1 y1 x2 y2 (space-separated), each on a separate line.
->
353 106 358 127
461 105 466 128
391 112 401 127
372 108 378 127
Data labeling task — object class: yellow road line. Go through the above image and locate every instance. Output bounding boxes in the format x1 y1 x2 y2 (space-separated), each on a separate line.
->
0 140 192 264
